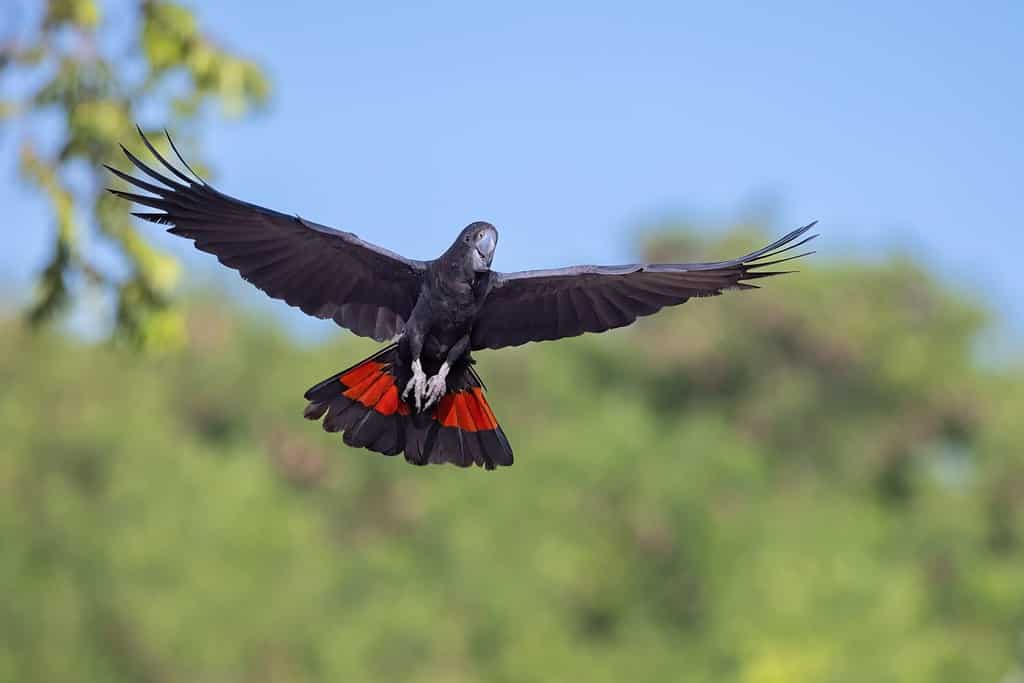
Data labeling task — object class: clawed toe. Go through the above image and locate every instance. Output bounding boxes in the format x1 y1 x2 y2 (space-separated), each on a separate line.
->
402 378 422 411
423 377 446 409
402 359 427 411
422 362 450 411
400 360 450 413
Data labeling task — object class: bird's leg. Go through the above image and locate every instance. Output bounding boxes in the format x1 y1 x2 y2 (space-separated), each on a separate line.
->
422 362 449 410
422 333 470 410
399 322 429 411
402 358 428 411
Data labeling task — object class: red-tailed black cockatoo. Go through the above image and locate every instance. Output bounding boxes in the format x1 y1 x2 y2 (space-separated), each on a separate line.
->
108 128 818 470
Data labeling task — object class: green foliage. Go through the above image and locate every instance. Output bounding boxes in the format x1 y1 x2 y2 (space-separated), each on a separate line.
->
2 230 1022 682
1 0 269 349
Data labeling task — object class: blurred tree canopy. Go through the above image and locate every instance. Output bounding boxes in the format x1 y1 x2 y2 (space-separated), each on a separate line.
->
2 227 1023 682
1 0 268 347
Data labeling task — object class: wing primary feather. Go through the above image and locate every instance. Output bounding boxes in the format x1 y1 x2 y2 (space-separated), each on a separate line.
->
748 234 819 264
745 250 816 270
119 144 187 191
131 211 174 225
103 164 170 197
164 129 206 184
105 188 173 211
136 125 196 186
669 227 818 273
106 188 205 217
694 221 818 269
741 270 797 280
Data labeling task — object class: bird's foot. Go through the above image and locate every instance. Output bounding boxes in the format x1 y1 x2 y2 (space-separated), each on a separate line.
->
402 359 428 411
422 362 450 410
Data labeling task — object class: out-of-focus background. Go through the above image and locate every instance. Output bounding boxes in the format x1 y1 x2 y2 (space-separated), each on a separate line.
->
2 1 1023 681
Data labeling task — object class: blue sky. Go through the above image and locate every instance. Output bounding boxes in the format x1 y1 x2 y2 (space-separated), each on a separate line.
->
2 1 1022 339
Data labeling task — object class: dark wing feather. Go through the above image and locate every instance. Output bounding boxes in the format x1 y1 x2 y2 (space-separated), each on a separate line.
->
106 128 426 341
471 222 818 350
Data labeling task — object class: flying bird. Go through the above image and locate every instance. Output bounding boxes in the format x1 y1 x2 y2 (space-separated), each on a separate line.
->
107 128 818 470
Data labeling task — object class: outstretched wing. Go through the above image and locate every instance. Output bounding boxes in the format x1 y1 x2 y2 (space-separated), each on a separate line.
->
471 222 818 350
106 128 426 341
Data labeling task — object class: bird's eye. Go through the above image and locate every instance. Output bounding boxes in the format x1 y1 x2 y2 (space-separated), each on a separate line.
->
477 231 484 239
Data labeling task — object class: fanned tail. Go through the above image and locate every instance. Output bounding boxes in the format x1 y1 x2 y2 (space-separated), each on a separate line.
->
303 346 513 469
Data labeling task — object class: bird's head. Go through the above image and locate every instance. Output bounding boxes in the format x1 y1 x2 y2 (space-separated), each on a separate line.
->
456 221 498 272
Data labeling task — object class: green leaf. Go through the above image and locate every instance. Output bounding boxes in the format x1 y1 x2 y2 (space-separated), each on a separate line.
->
8 0 269 342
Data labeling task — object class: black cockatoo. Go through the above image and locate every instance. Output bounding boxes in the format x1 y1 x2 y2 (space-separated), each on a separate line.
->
108 129 817 470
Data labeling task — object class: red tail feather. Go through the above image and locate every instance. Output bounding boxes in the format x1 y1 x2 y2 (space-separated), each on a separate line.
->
436 388 499 432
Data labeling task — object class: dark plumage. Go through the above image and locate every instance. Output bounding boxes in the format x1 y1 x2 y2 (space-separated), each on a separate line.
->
108 128 818 470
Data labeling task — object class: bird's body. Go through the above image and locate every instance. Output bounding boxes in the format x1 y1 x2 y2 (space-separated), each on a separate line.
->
109 128 818 470
406 232 494 372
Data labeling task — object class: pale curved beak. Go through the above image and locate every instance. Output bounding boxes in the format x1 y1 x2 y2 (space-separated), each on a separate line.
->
476 231 496 264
